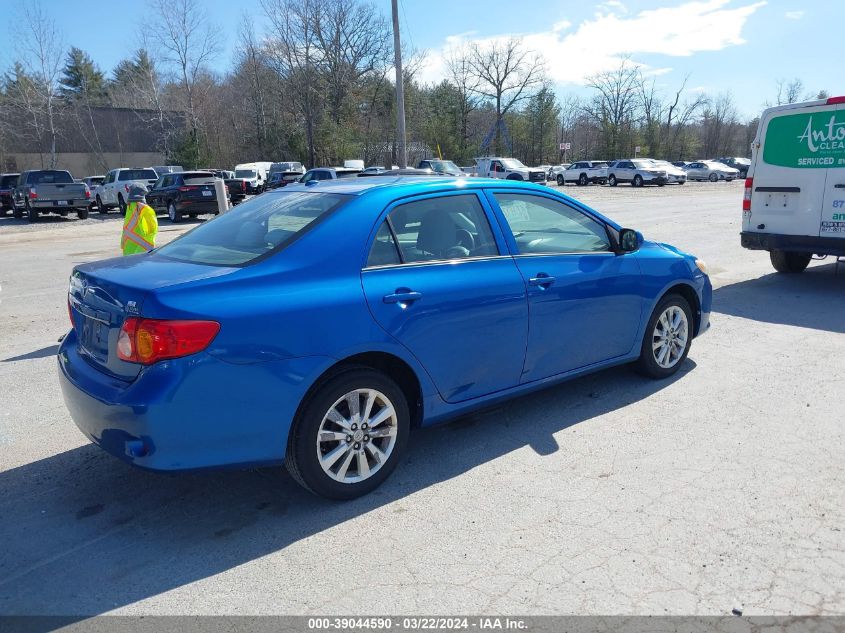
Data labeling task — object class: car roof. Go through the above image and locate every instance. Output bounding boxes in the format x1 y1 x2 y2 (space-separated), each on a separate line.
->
278 176 559 196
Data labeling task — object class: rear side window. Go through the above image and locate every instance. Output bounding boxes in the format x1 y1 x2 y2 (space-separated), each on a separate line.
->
0 175 18 188
118 169 158 181
382 194 498 263
156 191 348 266
366 222 401 267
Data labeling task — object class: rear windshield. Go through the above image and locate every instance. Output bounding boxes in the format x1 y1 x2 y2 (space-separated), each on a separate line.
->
235 169 256 178
155 191 348 266
1 175 19 187
87 177 104 185
29 171 74 184
118 169 158 181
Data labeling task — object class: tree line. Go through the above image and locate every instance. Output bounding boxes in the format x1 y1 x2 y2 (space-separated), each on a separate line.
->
0 0 830 172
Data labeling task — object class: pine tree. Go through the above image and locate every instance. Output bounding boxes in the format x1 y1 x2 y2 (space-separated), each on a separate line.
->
59 47 108 104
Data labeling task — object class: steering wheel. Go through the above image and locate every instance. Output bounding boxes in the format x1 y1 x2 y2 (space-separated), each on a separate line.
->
455 229 475 252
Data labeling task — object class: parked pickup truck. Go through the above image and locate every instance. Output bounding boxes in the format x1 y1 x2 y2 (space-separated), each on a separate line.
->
0 172 19 215
12 170 90 221
96 167 160 214
558 161 609 186
474 157 547 183
225 177 248 204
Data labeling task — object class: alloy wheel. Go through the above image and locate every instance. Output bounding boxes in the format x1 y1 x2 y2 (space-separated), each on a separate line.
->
652 306 689 369
316 388 398 484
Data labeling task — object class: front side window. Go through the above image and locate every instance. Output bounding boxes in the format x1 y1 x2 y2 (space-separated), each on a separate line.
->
381 194 498 264
494 193 611 255
156 191 348 266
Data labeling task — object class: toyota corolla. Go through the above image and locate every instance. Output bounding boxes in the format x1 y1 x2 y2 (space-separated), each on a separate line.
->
59 177 711 499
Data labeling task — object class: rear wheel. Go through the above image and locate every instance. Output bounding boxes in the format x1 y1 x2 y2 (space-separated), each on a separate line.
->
25 200 38 222
608 174 618 187
168 201 182 223
770 250 811 273
118 194 127 214
637 294 693 379
77 208 89 220
96 195 107 214
13 203 22 219
285 368 409 500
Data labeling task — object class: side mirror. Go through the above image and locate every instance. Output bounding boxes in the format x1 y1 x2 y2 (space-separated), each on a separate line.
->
617 228 641 253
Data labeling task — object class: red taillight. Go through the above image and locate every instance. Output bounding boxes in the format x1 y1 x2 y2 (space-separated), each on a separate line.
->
826 96 845 105
743 178 753 212
68 297 74 329
117 318 220 364
178 185 199 192
29 190 37 199
124 184 130 193
85 189 91 199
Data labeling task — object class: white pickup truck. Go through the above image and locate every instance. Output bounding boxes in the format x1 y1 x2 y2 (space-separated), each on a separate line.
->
95 167 159 214
474 157 547 183
558 161 609 186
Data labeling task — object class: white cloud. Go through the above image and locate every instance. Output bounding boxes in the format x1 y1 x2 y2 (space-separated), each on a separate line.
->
784 10 804 19
418 0 766 87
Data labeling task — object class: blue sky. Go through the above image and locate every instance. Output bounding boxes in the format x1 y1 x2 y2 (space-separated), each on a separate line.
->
2 0 841 118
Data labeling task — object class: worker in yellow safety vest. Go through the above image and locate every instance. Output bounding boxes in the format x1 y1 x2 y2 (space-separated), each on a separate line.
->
121 185 158 256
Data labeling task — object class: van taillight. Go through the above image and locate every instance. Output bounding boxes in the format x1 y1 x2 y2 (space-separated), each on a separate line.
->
826 96 845 105
743 178 753 212
117 318 220 364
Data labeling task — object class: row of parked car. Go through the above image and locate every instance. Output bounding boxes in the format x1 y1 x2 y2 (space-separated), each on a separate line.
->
539 157 750 187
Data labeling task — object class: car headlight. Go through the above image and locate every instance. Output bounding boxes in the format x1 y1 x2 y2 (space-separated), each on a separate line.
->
695 259 709 275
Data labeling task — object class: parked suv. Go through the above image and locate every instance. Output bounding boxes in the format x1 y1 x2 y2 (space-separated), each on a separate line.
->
96 168 159 214
607 159 668 187
558 161 609 186
146 171 221 223
0 172 20 215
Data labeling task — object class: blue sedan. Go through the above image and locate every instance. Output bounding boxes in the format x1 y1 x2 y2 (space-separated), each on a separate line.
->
59 177 711 499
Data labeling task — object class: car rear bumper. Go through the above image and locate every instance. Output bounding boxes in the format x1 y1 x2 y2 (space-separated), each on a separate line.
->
31 200 89 209
741 232 845 256
58 327 330 471
176 200 219 214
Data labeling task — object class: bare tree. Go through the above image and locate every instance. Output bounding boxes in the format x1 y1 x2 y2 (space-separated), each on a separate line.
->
236 16 271 156
638 72 662 156
702 91 738 157
468 38 544 155
19 3 65 168
774 78 804 105
663 75 707 159
584 58 640 159
446 47 481 161
148 0 220 165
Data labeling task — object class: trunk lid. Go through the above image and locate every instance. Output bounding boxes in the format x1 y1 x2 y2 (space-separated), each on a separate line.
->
68 256 235 381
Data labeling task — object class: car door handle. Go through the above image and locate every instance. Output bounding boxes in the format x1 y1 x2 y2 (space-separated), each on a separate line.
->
529 274 556 288
383 290 422 304
835 184 845 189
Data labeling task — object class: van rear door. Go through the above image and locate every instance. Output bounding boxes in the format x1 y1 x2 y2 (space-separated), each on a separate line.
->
819 104 845 239
750 103 837 237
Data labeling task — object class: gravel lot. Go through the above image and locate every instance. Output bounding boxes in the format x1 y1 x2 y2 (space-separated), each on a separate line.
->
1 181 843 616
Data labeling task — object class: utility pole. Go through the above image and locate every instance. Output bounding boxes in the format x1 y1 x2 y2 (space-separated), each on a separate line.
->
391 0 407 168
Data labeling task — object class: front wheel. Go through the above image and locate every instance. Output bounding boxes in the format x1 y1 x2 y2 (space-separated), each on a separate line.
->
770 250 811 273
633 175 643 187
636 294 693 379
608 174 618 187
557 174 564 186
285 369 409 500
708 173 719 182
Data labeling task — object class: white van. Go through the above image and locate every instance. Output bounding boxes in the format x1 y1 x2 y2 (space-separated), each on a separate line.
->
234 162 273 194
741 95 845 272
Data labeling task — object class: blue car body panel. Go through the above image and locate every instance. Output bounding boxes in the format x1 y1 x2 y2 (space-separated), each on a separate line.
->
59 178 712 471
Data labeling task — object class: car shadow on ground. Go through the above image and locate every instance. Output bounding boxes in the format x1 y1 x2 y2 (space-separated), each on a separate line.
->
0 359 694 617
1 345 60 363
713 262 845 334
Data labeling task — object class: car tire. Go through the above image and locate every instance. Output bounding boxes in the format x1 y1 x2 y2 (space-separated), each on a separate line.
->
77 208 89 220
118 194 127 214
770 250 811 273
25 200 37 222
608 175 618 187
168 202 182 223
578 174 588 186
96 195 108 214
557 174 564 186
633 175 643 187
285 368 410 500
678 180 685 185
13 203 22 219
636 294 693 379
708 173 718 182
506 174 523 181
